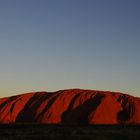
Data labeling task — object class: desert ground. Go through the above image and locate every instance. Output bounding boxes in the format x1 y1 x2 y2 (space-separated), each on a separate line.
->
0 124 140 140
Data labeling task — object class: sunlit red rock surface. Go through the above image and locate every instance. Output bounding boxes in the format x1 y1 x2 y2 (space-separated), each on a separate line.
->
0 89 140 124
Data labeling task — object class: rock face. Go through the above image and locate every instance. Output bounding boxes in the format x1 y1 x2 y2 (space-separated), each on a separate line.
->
0 89 140 124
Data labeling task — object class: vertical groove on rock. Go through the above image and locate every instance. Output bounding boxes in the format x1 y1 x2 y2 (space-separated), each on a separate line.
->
61 93 105 124
16 92 54 123
35 91 62 122
117 95 135 124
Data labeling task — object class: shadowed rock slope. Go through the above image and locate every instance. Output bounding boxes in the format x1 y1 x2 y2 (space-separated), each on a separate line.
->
0 89 140 124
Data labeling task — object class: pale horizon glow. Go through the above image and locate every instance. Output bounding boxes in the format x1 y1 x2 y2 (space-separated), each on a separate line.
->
0 0 140 97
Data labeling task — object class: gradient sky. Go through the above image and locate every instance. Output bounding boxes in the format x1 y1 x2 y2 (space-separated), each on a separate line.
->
0 0 140 97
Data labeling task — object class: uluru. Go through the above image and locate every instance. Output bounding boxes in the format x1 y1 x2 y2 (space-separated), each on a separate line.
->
0 89 140 125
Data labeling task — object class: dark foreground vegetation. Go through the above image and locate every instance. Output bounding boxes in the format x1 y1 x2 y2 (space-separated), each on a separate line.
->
0 124 140 140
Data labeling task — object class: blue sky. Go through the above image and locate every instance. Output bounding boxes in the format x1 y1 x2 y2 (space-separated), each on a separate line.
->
0 0 140 97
